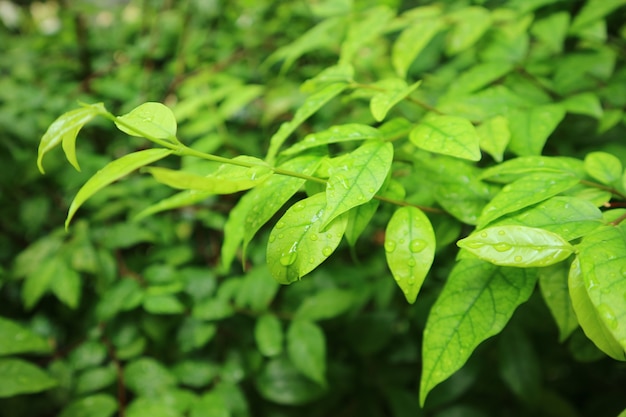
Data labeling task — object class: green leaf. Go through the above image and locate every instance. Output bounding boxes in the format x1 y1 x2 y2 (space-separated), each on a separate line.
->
420 259 537 405
344 199 379 246
145 163 272 194
37 103 106 173
340 6 395 64
294 288 354 321
234 266 279 312
0 317 51 356
22 256 63 310
300 64 354 93
584 151 623 185
569 0 626 33
115 102 177 141
59 394 117 417
75 366 117 394
126 398 180 417
143 294 186 314
66 148 172 228
287 320 326 385
560 92 603 119
392 14 443 78
477 172 580 228
530 11 570 54
124 357 176 397
190 391 229 417
446 62 514 97
568 257 625 360
480 156 585 184
370 80 421 122
0 358 57 397
477 116 510 163
321 140 393 228
267 193 347 284
498 327 542 404
255 357 326 405
177 319 217 353
49 264 81 309
135 190 213 220
507 104 566 156
538 262 578 342
445 6 492 55
458 225 574 267
577 225 626 354
281 124 381 156
255 314 284 357
410 114 482 161
385 206 436 304
437 86 532 122
266 82 348 163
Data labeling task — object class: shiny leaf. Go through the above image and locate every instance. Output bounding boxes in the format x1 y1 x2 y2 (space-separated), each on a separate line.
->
0 317 51 356
458 225 574 267
0 358 57 397
370 80 421 122
539 262 579 342
115 102 177 141
281 124 381 156
507 104 566 156
384 206 436 304
287 320 326 385
255 314 284 357
584 151 623 185
392 14 443 78
410 114 482 161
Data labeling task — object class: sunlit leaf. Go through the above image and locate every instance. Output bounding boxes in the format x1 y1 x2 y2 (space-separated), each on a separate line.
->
267 193 347 284
392 14 443 78
477 115 510 162
410 114 482 161
281 124 381 156
340 6 394 64
507 104 566 156
0 358 57 397
135 190 213 220
385 206 436 304
445 6 492 55
321 141 393 228
0 317 51 356
38 103 106 173
477 172 580 228
458 225 574 267
538 262 578 342
560 92 603 119
480 156 585 184
370 80 421 122
115 102 177 141
568 257 625 360
584 151 623 185
446 62 514 97
420 259 537 405
287 320 326 385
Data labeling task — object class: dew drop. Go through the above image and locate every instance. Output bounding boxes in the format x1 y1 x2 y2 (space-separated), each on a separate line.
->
497 230 506 236
322 247 333 257
407 259 416 267
385 240 397 253
597 304 619 330
480 232 488 238
465 241 484 249
326 233 333 239
399 238 405 245
409 239 427 253
514 255 523 263
277 233 284 239
494 242 511 252
293 202 305 211
368 188 375 194
269 235 276 243
309 234 318 241
275 221 285 229
279 251 297 266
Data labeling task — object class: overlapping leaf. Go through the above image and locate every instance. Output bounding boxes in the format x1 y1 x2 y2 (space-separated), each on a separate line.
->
420 259 537 405
584 151 623 185
281 124 381 156
458 225 574 267
115 102 178 141
477 172 580 228
445 6 492 55
320 141 393 229
370 80 421 122
385 206 435 304
538 262 578 342
267 193 347 284
507 104 566 156
410 114 482 161
392 13 443 78
477 115 510 162
480 156 585 183
340 6 394 65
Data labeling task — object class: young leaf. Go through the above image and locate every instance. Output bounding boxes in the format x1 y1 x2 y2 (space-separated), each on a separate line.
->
477 115 510 162
538 262 578 342
458 225 574 267
38 103 106 173
66 148 172 228
135 190 213 220
115 102 177 141
392 15 443 78
420 259 537 405
267 193 347 284
320 141 393 229
410 114 482 161
370 80 422 122
480 156 584 184
568 257 625 360
266 82 348 163
446 62 514 97
287 320 326 386
445 6 492 55
385 206 436 304
345 199 379 246
477 172 580 228
255 314 284 357
507 104 566 156
340 5 394 65
584 151 623 185
281 124 381 156
577 225 626 354
0 358 57 397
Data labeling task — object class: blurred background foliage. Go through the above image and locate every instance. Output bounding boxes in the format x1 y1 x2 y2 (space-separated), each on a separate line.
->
1 0 626 416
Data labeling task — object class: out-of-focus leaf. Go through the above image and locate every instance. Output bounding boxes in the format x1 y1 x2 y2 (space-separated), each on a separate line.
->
281 124 381 156
59 394 117 417
294 288 354 321
445 6 492 55
287 320 326 385
410 114 482 161
255 356 326 405
124 358 177 397
507 104 566 156
255 314 284 357
0 317 51 356
0 358 57 397
539 262 578 342
392 13 443 78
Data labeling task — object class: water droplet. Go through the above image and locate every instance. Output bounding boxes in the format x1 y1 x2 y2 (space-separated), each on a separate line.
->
277 233 284 239
494 242 511 252
407 259 416 267
309 257 316 264
497 230 506 236
275 221 285 229
409 239 427 253
514 255 523 262
597 304 619 330
465 241 484 249
322 247 333 257
293 202 305 211
326 233 333 239
269 235 276 243
407 277 416 286
279 251 297 266
309 234 318 241
385 240 397 253
368 188 375 194
480 232 488 238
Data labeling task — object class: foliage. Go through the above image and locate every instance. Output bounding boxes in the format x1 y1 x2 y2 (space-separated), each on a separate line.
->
3 0 626 416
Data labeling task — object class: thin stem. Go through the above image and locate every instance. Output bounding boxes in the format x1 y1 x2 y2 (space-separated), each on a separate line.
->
609 212 626 226
580 179 626 200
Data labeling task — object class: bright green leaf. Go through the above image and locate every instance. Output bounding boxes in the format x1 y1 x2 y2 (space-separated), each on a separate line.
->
446 62 514 97
66 148 172 228
190 391 229 417
385 206 436 304
126 398 180 417
538 262 578 342
340 6 394 64
477 115 510 162
37 103 106 173
0 358 57 397
531 12 570 54
410 114 482 161
294 288 354 321
281 124 381 156
392 15 443 78
420 259 537 405
507 104 566 156
568 257 625 360
49 264 81 309
300 64 354 93
143 294 186 314
287 320 326 385
584 151 623 185
458 225 574 267
477 172 580 228
370 80 421 122
267 193 347 284
115 102 177 141
569 0 626 33
480 156 585 184
75 366 117 394
135 190 213 220
59 394 117 417
255 314 284 357
0 317 51 356
321 140 393 228
560 93 603 119
445 6 492 55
